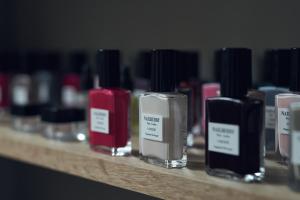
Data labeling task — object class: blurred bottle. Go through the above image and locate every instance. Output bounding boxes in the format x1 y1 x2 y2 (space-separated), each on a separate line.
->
258 49 290 156
11 51 39 107
130 51 151 136
0 52 13 120
33 51 62 106
62 51 88 107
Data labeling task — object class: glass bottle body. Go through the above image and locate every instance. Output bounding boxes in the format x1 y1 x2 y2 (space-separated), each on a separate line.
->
276 93 300 163
0 73 10 121
62 73 81 107
12 115 40 132
89 88 131 156
42 121 86 142
11 74 38 106
33 70 54 104
289 102 300 191
178 88 193 146
139 92 187 168
205 97 264 182
201 83 220 135
259 86 288 154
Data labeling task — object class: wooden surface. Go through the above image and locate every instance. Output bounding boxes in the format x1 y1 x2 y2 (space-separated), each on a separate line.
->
0 124 299 200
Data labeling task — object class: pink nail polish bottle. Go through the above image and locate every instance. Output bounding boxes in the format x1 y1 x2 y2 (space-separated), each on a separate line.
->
201 83 220 134
275 48 300 164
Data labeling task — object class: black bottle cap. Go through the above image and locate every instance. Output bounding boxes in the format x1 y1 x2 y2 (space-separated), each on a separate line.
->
290 48 300 92
263 50 275 84
0 52 9 72
176 51 188 84
122 66 133 91
10 104 42 116
135 51 151 80
97 49 121 88
271 49 291 87
214 49 222 82
45 51 62 72
80 64 94 91
67 51 88 74
151 49 177 92
20 51 42 74
185 51 199 80
41 107 85 123
3 51 21 73
220 48 252 99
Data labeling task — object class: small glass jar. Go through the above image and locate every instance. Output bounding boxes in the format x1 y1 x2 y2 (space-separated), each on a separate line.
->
10 105 41 132
41 107 86 142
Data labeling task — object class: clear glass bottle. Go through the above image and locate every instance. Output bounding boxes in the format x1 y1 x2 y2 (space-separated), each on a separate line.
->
41 107 86 142
139 49 188 168
258 49 290 155
275 48 300 164
10 104 41 132
289 102 300 191
205 48 264 182
177 51 200 146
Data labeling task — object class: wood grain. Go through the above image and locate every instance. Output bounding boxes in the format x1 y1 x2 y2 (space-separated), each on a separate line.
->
0 124 299 200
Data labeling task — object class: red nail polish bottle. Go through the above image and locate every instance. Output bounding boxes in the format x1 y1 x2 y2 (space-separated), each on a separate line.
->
0 52 10 119
89 49 131 156
62 51 87 107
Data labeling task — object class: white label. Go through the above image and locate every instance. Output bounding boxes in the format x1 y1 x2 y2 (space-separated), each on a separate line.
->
141 113 163 142
208 122 240 156
291 131 300 165
62 86 78 107
265 106 276 129
13 86 28 105
277 108 290 135
91 108 109 134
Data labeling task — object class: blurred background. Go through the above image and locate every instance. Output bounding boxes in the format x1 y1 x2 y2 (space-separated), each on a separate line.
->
1 0 300 199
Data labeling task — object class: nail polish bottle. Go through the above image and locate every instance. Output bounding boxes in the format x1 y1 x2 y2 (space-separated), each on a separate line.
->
10 104 41 132
276 48 300 163
0 52 11 120
62 51 87 107
259 50 290 154
201 83 220 135
34 51 62 105
177 51 194 146
205 48 264 182
200 51 222 135
134 51 151 91
289 102 300 191
89 49 131 156
131 51 152 136
11 52 39 107
139 49 188 168
78 64 94 109
179 51 200 130
41 107 86 142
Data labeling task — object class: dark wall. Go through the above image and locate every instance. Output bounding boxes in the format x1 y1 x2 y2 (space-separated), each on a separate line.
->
7 0 300 81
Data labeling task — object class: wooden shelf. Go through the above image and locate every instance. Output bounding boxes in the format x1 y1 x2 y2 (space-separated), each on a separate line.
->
0 124 299 200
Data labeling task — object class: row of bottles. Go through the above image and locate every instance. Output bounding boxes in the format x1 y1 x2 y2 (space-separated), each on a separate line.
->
0 48 299 191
